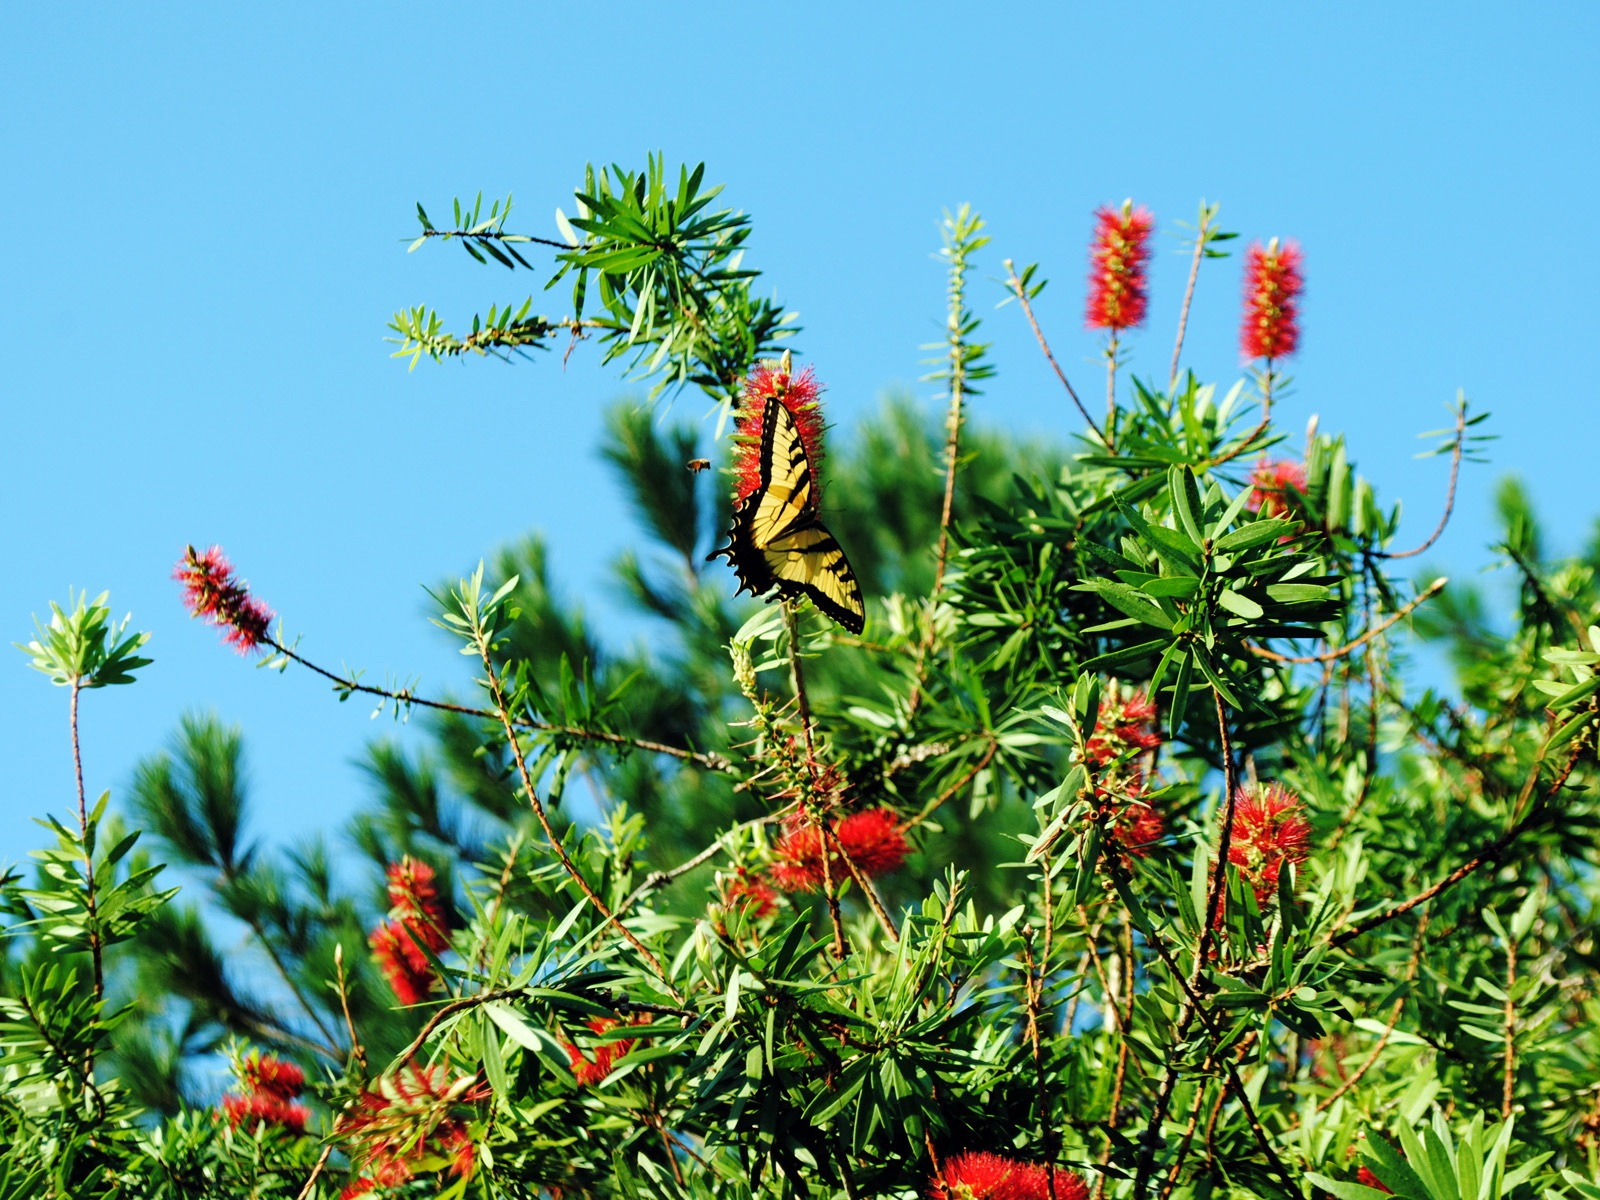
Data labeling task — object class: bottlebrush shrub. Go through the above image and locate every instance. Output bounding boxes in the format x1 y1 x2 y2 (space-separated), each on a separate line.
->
3 159 1595 1200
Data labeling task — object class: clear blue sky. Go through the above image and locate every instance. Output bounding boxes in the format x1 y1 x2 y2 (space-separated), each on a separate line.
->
4 4 1597 858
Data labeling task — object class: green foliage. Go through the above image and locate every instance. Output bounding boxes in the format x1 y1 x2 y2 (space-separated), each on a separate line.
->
6 159 1600 1200
16 589 151 689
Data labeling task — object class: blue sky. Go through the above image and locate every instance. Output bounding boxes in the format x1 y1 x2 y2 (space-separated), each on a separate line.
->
3 3 1596 859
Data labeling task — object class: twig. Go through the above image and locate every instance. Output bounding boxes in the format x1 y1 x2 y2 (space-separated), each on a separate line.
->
1245 578 1448 665
1195 690 1241 971
67 683 104 1008
1331 739 1585 947
1205 365 1273 469
904 737 999 830
1105 333 1120 447
1004 260 1108 448
333 944 368 1076
1373 402 1467 560
1167 207 1214 393
264 635 733 774
477 641 677 992
783 601 848 960
616 813 782 915
395 986 532 1067
1316 909 1428 1111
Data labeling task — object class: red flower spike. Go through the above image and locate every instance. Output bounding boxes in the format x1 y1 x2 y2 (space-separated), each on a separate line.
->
220 1051 309 1134
384 857 451 952
1085 690 1162 766
370 856 453 1005
1240 238 1304 361
174 544 275 654
929 1152 1087 1200
560 1016 650 1087
1085 201 1154 332
1107 798 1166 857
337 1065 488 1192
1246 459 1307 519
769 807 909 893
1226 782 1312 902
370 921 439 1006
239 1052 305 1102
721 870 778 920
732 360 827 504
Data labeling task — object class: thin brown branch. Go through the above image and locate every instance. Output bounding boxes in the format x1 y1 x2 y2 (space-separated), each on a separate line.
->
1245 577 1448 665
1004 260 1108 448
264 635 733 773
419 227 581 252
478 643 677 991
1204 366 1273 469
333 944 368 1077
784 601 848 960
616 813 782 916
395 986 532 1068
68 683 104 1008
1374 402 1467 560
1316 909 1428 1111
819 817 899 944
1331 739 1584 947
904 737 999 830
1105 333 1120 447
1167 208 1214 393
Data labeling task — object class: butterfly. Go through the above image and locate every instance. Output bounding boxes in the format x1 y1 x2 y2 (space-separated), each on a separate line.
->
709 397 866 634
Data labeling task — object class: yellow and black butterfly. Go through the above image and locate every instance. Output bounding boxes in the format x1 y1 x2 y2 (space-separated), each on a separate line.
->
709 397 866 634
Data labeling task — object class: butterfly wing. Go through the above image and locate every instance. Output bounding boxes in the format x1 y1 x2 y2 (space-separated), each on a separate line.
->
710 398 866 634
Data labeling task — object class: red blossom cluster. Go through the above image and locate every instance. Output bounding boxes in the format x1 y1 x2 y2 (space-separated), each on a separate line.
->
220 1051 307 1135
768 807 909 893
1084 688 1166 858
1245 458 1307 519
732 359 828 504
1225 782 1312 903
1240 237 1304 361
1085 201 1154 332
369 857 452 1006
929 1152 1089 1200
1085 690 1161 766
559 1015 650 1087
720 869 779 920
174 544 275 654
337 1066 488 1198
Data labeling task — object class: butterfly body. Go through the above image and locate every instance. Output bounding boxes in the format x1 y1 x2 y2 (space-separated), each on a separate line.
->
710 397 865 634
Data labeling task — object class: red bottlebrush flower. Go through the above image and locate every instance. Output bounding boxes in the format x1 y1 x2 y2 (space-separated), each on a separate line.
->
174 545 276 654
220 1051 309 1134
929 1152 1086 1200
1085 201 1154 332
721 870 778 920
371 856 452 1005
337 1065 488 1192
1356 1165 1394 1194
1245 458 1307 519
1085 689 1162 765
239 1052 305 1102
223 1091 309 1134
370 920 438 1006
384 857 450 953
1106 797 1166 857
768 807 910 893
339 1181 380 1200
1240 237 1304 361
1226 782 1312 901
560 1016 649 1087
731 359 827 504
